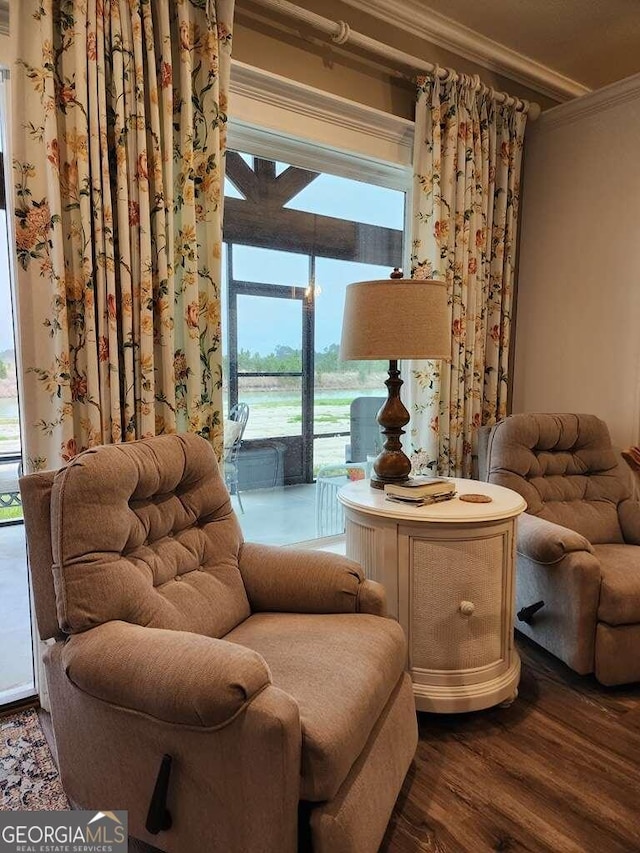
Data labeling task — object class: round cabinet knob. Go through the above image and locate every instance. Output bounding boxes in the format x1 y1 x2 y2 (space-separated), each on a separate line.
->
459 600 475 617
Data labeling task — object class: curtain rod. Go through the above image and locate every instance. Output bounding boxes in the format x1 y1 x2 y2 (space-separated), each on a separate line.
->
245 0 541 120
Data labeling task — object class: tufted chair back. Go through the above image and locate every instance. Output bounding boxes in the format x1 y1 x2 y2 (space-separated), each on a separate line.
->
486 413 633 544
38 433 249 637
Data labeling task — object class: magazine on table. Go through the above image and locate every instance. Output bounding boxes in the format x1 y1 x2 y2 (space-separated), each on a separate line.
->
384 477 455 500
385 491 457 507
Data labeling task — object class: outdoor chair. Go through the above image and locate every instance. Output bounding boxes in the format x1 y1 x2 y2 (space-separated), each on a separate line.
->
224 402 249 512
0 455 22 509
315 463 368 538
347 397 384 463
480 413 640 685
20 433 417 852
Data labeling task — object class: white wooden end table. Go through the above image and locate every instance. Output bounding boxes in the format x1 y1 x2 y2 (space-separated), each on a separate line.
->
338 478 526 713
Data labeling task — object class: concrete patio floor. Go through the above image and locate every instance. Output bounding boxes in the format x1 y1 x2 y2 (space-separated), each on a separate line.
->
232 482 319 544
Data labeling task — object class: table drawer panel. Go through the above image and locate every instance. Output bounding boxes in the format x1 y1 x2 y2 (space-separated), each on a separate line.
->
409 534 505 671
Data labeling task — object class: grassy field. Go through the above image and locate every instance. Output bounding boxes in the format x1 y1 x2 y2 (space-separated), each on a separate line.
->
234 389 382 469
0 505 22 522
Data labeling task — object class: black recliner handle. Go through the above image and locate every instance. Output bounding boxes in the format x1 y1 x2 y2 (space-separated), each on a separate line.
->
146 754 173 835
517 600 545 625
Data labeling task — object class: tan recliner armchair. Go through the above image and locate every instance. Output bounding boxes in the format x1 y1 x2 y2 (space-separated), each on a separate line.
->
20 434 417 852
481 413 640 686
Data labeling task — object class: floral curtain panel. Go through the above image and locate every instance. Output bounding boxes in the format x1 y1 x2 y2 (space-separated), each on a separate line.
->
12 0 234 472
407 73 527 477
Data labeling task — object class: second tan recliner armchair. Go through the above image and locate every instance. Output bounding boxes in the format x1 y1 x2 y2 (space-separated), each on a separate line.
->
482 413 640 686
21 433 417 853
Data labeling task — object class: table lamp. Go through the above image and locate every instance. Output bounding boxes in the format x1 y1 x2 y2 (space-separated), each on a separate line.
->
340 270 450 489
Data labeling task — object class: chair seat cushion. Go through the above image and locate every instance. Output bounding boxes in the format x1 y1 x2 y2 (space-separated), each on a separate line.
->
594 544 640 625
225 612 406 801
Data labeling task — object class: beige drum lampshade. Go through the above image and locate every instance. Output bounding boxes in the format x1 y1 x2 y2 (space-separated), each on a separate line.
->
340 279 450 360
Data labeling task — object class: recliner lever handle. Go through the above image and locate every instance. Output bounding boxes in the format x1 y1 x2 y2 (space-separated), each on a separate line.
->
517 600 545 624
146 754 173 835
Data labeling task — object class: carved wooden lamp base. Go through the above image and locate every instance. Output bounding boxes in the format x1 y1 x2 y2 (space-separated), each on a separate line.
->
369 359 413 490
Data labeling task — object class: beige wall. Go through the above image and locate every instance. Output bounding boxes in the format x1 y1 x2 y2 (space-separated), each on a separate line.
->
233 0 558 120
512 76 640 447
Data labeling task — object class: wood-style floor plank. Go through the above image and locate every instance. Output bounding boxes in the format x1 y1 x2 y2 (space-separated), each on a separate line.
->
383 635 640 853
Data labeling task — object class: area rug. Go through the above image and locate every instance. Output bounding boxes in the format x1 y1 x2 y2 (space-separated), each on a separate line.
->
0 708 69 810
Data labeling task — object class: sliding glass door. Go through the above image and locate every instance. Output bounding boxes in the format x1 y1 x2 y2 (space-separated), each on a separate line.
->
0 70 35 706
222 150 407 544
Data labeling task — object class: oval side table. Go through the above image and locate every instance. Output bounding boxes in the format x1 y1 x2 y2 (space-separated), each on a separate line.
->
338 478 527 713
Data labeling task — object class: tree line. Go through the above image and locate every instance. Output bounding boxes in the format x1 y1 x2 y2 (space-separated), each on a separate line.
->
232 344 386 375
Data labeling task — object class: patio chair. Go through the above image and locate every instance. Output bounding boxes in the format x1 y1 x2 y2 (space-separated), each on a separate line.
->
315 463 368 538
0 455 22 509
20 434 417 852
347 397 384 463
224 402 249 513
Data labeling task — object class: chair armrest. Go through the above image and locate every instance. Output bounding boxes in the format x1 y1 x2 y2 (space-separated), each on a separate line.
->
239 542 387 616
357 578 387 616
517 513 594 565
62 621 271 727
619 499 640 545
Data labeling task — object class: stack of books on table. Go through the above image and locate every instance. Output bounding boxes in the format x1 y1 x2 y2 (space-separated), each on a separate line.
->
384 478 456 506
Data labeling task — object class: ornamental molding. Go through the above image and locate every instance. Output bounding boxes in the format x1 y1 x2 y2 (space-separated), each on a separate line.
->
230 60 413 153
534 72 640 131
229 59 414 179
339 0 590 103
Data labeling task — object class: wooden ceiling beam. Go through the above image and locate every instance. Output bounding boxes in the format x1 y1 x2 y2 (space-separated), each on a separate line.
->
224 197 402 267
225 152 260 203
253 157 276 189
273 166 320 206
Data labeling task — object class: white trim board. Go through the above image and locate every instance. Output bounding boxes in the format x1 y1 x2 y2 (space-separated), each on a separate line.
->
533 72 640 132
228 60 413 188
339 0 589 103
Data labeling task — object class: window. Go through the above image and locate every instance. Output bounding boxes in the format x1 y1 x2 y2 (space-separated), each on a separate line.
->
0 68 35 706
0 132 19 504
222 148 408 545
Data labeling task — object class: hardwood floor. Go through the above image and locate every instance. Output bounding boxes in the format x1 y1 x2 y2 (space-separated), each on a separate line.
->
382 634 640 853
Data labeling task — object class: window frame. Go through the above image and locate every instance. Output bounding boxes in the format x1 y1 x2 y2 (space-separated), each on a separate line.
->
223 62 413 485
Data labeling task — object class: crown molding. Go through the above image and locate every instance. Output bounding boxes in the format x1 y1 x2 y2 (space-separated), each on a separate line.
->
338 0 590 103
229 59 414 178
534 72 640 131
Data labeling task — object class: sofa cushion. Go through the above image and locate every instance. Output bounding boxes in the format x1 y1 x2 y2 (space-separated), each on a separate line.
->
51 434 250 636
225 612 406 801
594 544 640 625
